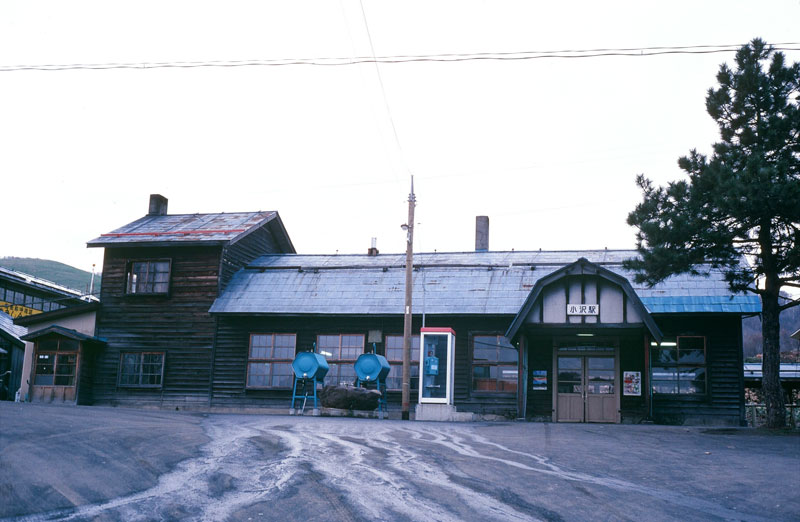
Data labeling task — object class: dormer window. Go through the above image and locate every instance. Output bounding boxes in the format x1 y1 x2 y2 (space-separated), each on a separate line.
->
127 260 171 294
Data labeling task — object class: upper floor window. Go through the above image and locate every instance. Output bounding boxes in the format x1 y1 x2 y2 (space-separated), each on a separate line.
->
652 336 706 395
318 334 364 386
247 334 296 389
127 260 170 294
472 334 518 393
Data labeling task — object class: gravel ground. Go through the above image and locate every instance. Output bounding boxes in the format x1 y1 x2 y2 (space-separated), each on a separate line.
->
1 402 798 521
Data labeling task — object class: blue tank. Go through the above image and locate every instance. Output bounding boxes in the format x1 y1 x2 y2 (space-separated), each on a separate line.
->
291 352 329 380
354 353 391 382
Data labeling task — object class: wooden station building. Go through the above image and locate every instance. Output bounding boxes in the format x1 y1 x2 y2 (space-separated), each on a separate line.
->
81 195 760 425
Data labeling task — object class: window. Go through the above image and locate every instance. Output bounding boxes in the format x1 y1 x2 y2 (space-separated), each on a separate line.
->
247 334 296 388
119 352 165 387
472 335 518 393
652 336 706 395
384 335 420 391
318 334 364 386
127 260 170 294
33 337 80 386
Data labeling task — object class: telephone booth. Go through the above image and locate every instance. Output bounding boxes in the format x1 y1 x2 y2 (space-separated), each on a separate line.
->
418 327 455 405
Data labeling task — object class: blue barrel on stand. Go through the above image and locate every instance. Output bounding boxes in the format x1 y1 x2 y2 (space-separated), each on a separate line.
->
354 353 391 382
292 352 329 381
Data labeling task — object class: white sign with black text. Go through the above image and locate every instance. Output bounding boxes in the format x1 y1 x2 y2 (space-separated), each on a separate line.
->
566 304 599 316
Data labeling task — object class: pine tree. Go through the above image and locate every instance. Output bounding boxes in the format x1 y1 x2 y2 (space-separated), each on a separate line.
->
626 39 800 428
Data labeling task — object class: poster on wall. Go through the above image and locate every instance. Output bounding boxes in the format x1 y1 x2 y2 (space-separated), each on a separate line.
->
623 371 641 396
531 370 547 390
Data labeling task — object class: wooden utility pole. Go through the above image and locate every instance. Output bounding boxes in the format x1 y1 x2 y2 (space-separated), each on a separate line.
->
401 177 416 420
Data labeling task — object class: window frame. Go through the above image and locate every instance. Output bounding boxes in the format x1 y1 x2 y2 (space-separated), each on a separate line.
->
33 337 80 387
651 335 707 396
118 351 166 388
126 259 172 295
245 333 297 389
470 333 519 395
317 334 365 386
384 334 420 391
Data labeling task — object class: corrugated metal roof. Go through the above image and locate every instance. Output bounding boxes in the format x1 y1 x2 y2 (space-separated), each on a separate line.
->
210 250 762 316
87 211 277 246
0 310 27 344
0 267 98 302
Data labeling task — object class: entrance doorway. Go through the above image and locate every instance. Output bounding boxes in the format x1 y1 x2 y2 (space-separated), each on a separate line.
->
555 340 619 423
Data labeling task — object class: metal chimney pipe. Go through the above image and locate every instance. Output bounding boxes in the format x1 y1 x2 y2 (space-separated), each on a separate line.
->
148 194 168 216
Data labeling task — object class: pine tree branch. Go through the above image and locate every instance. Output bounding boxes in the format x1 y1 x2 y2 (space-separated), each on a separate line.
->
779 298 800 311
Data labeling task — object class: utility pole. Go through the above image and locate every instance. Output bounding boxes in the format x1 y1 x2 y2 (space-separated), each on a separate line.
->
401 176 416 420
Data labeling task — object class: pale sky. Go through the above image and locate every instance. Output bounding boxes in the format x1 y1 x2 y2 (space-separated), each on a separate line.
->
2 1 799 275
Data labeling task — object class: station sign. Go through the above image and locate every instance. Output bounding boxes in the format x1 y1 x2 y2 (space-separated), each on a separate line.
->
566 304 599 316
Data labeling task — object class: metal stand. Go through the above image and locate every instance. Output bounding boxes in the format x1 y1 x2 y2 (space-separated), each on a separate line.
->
290 377 320 415
356 378 388 418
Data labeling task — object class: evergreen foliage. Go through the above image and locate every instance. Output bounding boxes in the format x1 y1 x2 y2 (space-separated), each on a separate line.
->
625 39 800 428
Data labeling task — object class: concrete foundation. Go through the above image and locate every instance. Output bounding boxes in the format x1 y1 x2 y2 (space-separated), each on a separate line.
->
415 403 476 422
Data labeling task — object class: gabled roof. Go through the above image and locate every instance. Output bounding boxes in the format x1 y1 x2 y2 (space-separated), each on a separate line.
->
20 325 105 344
504 258 662 342
87 211 295 252
0 310 27 348
209 250 761 317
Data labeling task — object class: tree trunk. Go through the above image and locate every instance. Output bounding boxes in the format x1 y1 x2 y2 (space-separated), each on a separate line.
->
760 285 785 428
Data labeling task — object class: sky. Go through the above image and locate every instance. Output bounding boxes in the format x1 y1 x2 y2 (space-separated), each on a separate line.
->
1 1 799 277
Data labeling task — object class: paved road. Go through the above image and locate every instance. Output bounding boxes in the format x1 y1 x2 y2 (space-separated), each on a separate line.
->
1 403 798 521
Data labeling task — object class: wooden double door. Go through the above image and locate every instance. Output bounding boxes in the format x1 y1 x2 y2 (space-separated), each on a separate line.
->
556 352 619 423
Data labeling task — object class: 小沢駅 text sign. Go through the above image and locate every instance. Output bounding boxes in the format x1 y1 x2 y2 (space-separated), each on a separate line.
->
566 304 599 316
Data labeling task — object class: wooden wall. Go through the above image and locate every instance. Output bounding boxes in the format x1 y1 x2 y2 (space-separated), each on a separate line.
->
527 276 643 326
93 246 223 407
651 314 744 425
219 226 282 292
212 314 518 415
523 317 743 426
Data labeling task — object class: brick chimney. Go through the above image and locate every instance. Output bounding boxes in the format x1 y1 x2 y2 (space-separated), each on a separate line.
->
475 216 489 252
148 194 168 216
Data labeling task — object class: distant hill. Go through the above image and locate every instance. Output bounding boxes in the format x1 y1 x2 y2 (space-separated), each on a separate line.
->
0 257 101 296
742 295 800 357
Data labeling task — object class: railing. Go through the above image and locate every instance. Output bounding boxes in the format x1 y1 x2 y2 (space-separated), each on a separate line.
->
745 403 799 428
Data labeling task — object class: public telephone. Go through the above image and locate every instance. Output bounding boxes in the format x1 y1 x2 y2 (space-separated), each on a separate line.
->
418 327 455 404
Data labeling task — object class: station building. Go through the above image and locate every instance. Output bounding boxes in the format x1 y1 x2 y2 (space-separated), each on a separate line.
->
21 195 761 425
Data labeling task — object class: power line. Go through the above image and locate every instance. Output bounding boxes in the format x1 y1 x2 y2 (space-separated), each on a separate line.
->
3 43 799 72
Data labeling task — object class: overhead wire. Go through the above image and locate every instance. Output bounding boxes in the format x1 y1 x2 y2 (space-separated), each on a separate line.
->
3 43 800 72
357 0 408 180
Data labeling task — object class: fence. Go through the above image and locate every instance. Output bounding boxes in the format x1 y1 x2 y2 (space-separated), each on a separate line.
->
745 403 799 428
